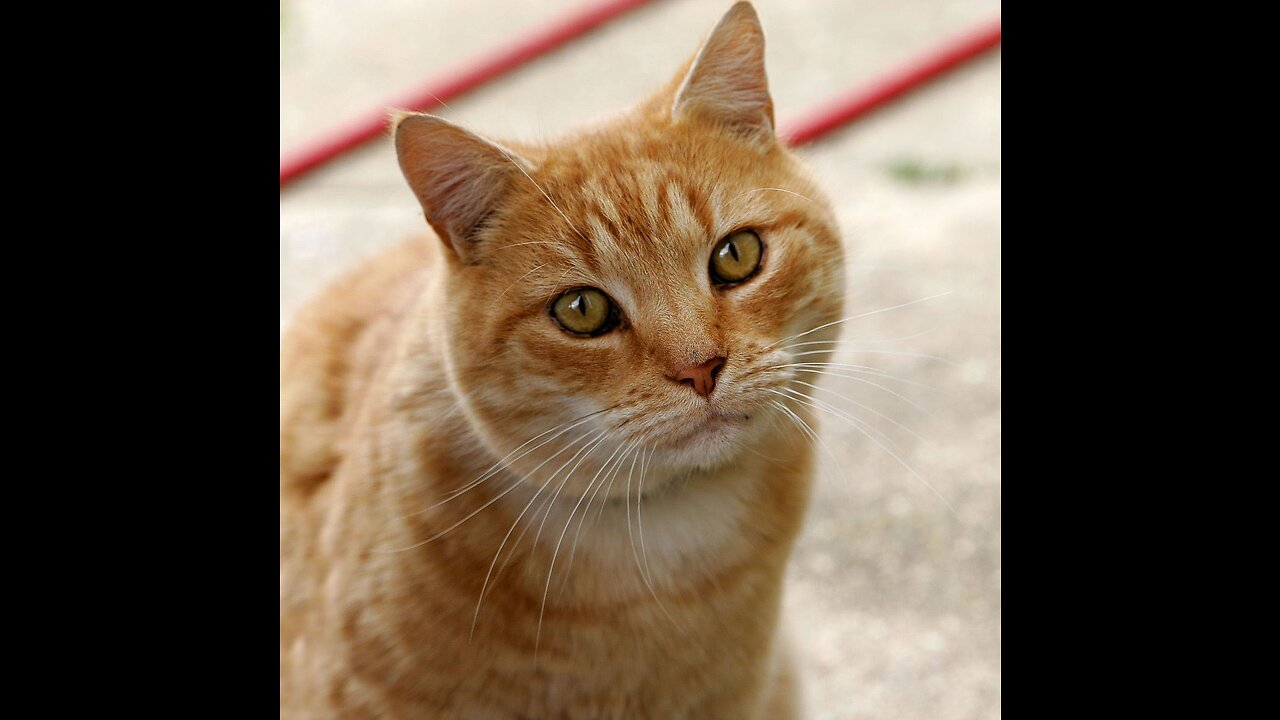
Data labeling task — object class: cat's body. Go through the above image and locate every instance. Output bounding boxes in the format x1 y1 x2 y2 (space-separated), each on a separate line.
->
281 4 844 718
280 239 810 718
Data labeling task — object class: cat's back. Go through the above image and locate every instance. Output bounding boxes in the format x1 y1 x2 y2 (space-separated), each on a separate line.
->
279 237 438 499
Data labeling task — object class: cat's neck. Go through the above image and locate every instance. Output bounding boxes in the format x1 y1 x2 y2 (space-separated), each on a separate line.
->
393 403 811 602
375 326 812 609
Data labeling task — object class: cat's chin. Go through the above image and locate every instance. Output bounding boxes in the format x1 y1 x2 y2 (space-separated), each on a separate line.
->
654 411 757 472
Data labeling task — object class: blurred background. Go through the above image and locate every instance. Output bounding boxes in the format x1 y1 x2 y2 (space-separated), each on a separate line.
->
280 1 1000 717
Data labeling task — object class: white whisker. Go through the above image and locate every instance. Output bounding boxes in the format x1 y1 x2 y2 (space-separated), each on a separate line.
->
493 145 590 245
492 240 567 252
531 432 610 664
564 441 639 590
776 387 957 516
469 430 606 637
554 440 637 599
529 433 608 564
382 427 601 554
768 399 848 488
787 348 955 365
627 443 680 627
791 379 935 446
777 362 945 393
778 328 934 350
497 261 554 301
775 386 906 456
788 368 936 416
419 407 610 514
736 186 816 204
592 440 634 529
763 292 954 351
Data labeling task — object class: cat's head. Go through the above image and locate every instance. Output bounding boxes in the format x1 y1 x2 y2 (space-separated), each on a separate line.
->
394 2 844 495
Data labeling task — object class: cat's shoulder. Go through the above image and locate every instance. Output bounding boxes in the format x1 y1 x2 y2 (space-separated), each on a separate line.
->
280 237 438 497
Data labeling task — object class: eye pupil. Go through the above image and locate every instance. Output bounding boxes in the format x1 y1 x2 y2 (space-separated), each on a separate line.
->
727 242 739 262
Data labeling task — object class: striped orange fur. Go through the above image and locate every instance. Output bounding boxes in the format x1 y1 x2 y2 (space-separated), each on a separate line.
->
280 3 845 717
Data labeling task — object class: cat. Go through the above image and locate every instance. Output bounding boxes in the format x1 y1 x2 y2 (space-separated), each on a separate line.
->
279 3 846 717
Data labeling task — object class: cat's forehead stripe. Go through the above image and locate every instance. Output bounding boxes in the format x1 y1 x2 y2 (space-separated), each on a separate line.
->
664 179 713 238
636 166 664 234
586 213 621 261
530 139 752 294
573 165 714 247
588 178 623 229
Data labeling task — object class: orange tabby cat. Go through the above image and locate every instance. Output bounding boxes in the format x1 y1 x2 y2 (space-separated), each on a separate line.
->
280 3 845 717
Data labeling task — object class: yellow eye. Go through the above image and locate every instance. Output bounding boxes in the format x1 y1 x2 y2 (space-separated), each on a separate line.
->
710 230 763 284
551 287 617 336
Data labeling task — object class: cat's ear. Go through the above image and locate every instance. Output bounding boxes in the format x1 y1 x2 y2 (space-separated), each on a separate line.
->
392 112 532 259
672 2 774 145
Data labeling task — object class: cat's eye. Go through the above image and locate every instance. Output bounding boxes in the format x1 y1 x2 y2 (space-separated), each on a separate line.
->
551 287 618 336
709 230 763 285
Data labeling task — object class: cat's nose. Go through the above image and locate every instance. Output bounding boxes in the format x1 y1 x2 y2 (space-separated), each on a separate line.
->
670 356 726 399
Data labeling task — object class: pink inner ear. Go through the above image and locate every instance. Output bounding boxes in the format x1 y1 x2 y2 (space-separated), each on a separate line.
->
394 114 532 258
671 2 775 142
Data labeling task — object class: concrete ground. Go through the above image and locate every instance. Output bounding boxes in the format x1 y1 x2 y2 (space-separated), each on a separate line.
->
281 1 1000 717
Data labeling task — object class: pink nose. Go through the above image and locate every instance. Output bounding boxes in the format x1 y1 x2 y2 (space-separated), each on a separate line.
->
670 356 726 398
